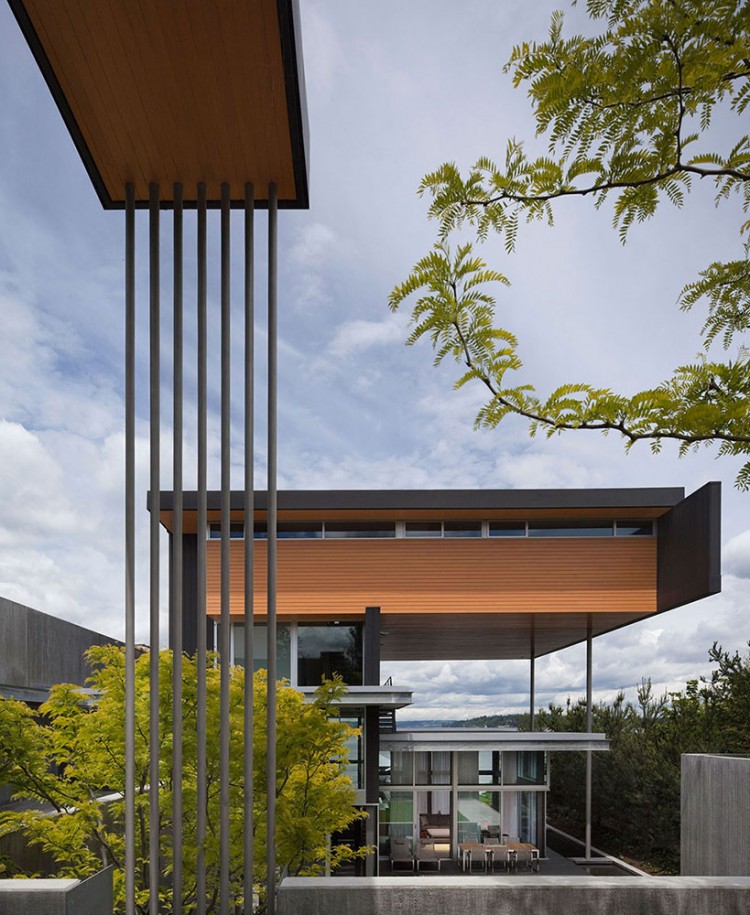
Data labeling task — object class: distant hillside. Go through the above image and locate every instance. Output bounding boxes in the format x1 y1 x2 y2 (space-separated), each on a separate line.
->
399 714 524 729
450 713 524 729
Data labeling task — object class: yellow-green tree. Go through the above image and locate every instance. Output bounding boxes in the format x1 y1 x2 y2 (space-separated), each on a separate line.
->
0 646 365 913
390 0 750 486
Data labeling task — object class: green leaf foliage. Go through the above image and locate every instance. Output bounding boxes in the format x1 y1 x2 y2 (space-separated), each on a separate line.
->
393 0 750 487
0 647 365 913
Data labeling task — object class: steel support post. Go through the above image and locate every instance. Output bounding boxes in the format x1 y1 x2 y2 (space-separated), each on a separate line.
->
148 181 161 915
585 616 593 861
530 623 536 733
124 182 136 915
219 182 232 915
172 182 184 915
243 182 255 911
266 182 278 915
195 183 208 915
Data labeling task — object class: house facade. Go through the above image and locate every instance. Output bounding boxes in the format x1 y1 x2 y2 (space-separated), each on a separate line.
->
157 483 720 873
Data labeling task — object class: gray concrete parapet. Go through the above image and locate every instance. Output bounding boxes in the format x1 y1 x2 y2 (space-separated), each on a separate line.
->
278 875 750 915
0 867 113 915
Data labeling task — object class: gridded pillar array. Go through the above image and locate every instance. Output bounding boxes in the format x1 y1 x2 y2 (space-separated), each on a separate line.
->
124 183 278 914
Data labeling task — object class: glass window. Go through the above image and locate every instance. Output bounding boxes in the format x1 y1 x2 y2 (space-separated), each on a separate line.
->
232 622 291 681
503 790 541 845
340 711 364 789
253 523 267 539
380 751 414 786
443 521 482 538
457 791 501 844
277 522 323 539
208 522 244 539
404 522 442 538
502 751 546 785
324 521 396 539
488 522 526 537
378 791 413 856
415 751 451 785
297 622 363 685
457 751 502 785
615 520 654 536
528 520 613 537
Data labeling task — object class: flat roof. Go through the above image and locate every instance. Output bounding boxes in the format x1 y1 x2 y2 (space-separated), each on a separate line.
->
298 685 414 710
155 488 685 531
381 730 610 753
9 0 309 209
157 488 684 512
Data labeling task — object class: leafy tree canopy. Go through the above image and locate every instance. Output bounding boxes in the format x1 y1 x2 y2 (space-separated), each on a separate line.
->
0 647 365 913
390 0 750 486
537 641 750 872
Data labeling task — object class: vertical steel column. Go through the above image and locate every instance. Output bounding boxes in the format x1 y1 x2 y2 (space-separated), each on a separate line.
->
266 182 278 915
172 183 184 915
529 622 536 733
243 182 255 911
195 183 208 915
124 182 136 915
585 616 593 861
219 182 232 915
148 182 161 915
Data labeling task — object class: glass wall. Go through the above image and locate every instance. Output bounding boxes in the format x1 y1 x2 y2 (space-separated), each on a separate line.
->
340 710 364 789
457 791 502 844
231 622 291 681
415 751 451 785
379 750 414 786
297 622 363 686
502 790 543 845
379 791 413 855
502 751 546 785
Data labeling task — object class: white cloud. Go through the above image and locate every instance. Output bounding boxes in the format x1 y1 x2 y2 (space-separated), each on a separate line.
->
723 529 750 579
327 314 409 358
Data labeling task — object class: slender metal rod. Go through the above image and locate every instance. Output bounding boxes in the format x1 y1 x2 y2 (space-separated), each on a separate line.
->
266 182 278 915
195 183 208 915
219 181 232 915
172 182 184 915
243 182 255 911
148 181 161 915
124 181 136 915
529 622 536 733
585 616 593 861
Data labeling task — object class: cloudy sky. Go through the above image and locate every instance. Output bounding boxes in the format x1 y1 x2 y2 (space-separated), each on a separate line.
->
1 1 748 721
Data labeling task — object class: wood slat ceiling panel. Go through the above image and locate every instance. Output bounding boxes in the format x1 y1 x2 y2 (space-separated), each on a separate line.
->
14 0 307 207
204 539 657 646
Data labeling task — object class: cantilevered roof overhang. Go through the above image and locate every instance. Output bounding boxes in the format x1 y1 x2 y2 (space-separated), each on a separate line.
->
8 0 309 209
153 485 721 661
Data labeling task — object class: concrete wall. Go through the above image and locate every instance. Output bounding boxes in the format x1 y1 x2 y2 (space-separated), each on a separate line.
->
279 875 750 915
682 754 750 876
0 596 120 703
0 867 112 915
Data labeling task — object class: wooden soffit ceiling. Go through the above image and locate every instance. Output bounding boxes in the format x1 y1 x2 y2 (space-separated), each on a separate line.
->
9 0 309 209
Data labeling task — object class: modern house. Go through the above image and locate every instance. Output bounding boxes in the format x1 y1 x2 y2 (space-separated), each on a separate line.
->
155 482 721 873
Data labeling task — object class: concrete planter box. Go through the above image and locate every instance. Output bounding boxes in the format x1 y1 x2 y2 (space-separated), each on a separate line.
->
0 867 112 915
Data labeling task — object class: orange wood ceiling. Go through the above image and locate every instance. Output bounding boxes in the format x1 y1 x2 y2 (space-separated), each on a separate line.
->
13 0 308 207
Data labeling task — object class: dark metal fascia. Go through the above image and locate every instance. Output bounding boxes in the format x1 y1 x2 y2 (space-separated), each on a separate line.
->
152 487 686 513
